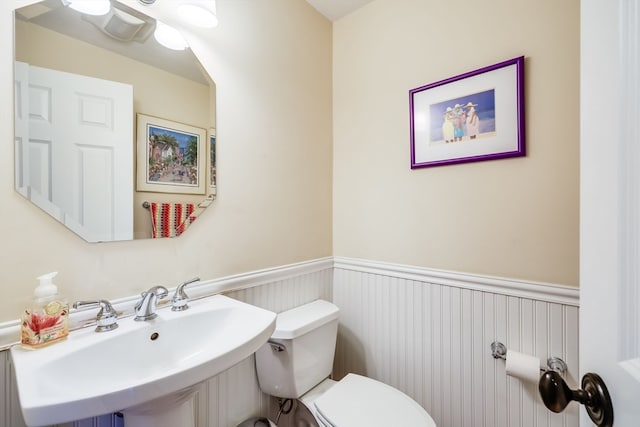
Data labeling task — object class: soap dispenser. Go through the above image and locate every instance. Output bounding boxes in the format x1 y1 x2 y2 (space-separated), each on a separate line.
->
21 272 69 349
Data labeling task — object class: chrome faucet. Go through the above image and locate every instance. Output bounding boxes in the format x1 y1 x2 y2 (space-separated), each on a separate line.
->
73 299 119 332
134 285 169 321
171 277 200 311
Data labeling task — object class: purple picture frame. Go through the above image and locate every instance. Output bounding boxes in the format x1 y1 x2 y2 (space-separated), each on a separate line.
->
409 56 525 169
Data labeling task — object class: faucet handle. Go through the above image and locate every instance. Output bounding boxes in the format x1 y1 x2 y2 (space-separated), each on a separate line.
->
73 300 119 332
172 277 200 311
145 285 169 298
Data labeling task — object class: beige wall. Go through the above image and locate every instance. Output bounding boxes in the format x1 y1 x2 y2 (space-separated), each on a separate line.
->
0 0 579 325
0 0 333 322
333 0 580 286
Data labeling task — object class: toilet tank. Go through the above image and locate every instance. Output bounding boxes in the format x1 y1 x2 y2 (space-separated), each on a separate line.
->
255 300 339 399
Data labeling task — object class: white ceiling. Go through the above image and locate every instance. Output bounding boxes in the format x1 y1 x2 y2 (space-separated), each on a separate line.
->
305 0 375 21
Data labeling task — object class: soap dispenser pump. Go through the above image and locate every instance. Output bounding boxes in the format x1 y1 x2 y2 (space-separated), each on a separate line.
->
21 272 69 349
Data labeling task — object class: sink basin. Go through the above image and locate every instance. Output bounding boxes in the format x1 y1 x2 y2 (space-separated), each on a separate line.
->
10 294 276 427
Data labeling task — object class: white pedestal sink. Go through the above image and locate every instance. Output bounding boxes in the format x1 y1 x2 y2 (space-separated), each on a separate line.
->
10 295 276 427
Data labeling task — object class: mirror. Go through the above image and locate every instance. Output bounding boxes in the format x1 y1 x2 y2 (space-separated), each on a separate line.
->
13 0 216 242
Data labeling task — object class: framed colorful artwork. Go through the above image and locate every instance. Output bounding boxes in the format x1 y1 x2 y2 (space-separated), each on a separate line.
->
136 113 206 194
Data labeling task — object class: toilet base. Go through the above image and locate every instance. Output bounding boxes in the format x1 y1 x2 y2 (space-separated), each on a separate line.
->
281 378 337 427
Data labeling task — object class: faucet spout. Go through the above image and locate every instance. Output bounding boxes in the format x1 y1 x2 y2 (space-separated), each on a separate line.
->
134 285 169 321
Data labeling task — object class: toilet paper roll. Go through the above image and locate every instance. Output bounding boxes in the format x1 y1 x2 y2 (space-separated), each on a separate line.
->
505 350 541 383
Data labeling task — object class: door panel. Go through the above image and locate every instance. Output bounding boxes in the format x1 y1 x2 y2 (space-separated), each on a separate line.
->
580 0 640 425
16 62 133 242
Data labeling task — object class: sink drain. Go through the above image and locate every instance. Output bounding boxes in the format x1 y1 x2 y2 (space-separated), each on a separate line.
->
150 332 159 341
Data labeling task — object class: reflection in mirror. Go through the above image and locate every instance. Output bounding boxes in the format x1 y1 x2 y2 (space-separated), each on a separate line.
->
14 0 216 242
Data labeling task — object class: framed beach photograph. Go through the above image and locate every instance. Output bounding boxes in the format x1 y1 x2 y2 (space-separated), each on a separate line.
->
409 56 525 169
136 114 207 194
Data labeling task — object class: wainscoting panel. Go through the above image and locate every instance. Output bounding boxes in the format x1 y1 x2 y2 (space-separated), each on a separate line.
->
227 268 333 313
1 351 26 427
332 261 579 427
0 262 333 427
1 259 577 427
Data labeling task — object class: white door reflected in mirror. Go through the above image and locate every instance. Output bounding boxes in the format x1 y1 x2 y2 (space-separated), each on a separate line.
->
15 62 134 242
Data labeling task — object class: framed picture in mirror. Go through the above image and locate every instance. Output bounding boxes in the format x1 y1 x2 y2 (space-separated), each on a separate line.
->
136 113 207 194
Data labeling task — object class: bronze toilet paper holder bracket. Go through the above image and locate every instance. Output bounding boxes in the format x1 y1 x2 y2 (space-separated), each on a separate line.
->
490 341 613 427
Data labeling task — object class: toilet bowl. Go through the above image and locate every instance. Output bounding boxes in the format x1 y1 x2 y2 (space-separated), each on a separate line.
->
255 300 436 427
296 375 435 427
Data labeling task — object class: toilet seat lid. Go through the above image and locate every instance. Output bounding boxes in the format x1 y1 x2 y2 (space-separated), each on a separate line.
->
313 374 436 427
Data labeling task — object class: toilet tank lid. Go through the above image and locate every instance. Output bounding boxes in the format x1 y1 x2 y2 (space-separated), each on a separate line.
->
272 300 339 339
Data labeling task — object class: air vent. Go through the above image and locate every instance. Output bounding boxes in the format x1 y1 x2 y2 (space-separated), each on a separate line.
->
82 4 155 43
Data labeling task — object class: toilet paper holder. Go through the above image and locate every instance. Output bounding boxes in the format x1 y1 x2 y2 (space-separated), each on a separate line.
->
490 341 567 374
490 341 614 427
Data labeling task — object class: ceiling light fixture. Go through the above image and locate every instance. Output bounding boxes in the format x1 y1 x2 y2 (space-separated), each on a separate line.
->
67 0 111 16
133 0 218 50
154 21 188 50
178 3 218 28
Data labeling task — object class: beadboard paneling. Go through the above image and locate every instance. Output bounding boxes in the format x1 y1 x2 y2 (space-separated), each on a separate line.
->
1 351 26 427
332 266 579 427
226 268 333 313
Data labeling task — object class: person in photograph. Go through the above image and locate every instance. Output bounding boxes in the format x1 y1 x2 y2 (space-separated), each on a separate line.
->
465 102 479 139
442 107 455 143
453 104 465 141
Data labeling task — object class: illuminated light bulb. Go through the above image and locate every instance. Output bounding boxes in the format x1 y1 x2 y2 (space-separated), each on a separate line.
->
154 21 188 50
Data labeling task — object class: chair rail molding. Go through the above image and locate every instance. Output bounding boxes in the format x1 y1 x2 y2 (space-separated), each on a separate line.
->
0 256 578 350
333 256 579 306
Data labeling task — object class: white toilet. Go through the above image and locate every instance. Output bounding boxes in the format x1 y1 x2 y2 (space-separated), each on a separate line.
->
255 300 436 427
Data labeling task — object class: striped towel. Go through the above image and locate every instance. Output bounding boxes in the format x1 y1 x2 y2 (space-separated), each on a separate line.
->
150 202 198 238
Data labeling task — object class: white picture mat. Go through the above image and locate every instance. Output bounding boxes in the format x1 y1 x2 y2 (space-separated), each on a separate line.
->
412 64 519 165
